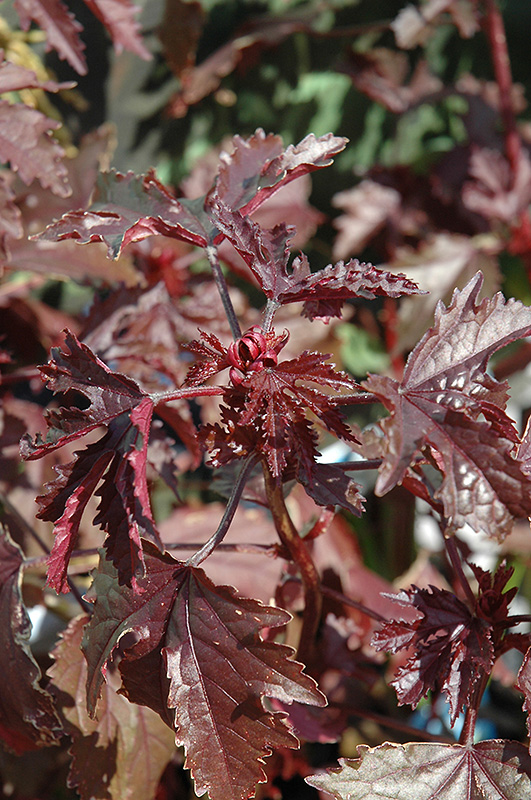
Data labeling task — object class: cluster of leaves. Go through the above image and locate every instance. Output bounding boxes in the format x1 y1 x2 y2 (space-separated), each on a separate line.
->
3 2 531 800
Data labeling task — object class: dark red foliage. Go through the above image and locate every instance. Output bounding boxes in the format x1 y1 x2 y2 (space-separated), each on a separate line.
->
5 7 531 798
372 562 527 726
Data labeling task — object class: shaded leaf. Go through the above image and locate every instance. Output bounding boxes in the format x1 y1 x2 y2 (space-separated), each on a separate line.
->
0 525 62 753
364 273 531 537
307 739 531 799
48 614 176 800
158 0 205 78
463 147 531 223
297 462 364 516
384 233 501 353
332 179 401 260
391 0 480 50
83 544 325 800
0 100 70 198
341 49 443 114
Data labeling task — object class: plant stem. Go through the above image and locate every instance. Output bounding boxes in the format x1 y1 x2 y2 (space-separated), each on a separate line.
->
483 0 521 178
186 455 258 567
332 392 378 405
320 583 387 623
329 459 382 471
151 385 226 405
459 670 490 747
206 244 242 340
262 465 322 663
262 300 279 334
327 703 455 744
445 535 477 608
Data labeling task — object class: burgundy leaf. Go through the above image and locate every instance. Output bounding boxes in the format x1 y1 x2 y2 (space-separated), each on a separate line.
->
372 584 493 724
212 129 347 216
83 0 151 61
82 544 325 800
14 0 87 75
209 201 422 318
36 170 212 258
0 101 70 197
364 272 531 537
20 332 164 590
167 19 318 117
296 462 365 516
0 525 62 753
183 329 230 386
48 615 176 800
0 174 23 257
341 49 443 114
307 739 531 799
158 0 205 78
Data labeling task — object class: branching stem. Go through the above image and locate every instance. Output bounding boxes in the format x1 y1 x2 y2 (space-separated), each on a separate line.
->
263 466 322 663
186 455 258 567
206 244 242 340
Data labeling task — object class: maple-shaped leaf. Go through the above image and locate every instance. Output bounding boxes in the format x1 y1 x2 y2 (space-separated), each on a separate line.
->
306 739 531 799
48 614 176 800
364 272 531 538
463 147 531 223
19 331 173 590
36 169 212 258
372 584 494 724
208 202 422 319
82 544 325 800
212 129 347 216
14 0 150 75
0 525 62 754
36 130 346 260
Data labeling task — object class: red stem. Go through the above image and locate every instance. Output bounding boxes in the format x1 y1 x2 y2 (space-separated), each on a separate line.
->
263 465 322 663
483 0 521 178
